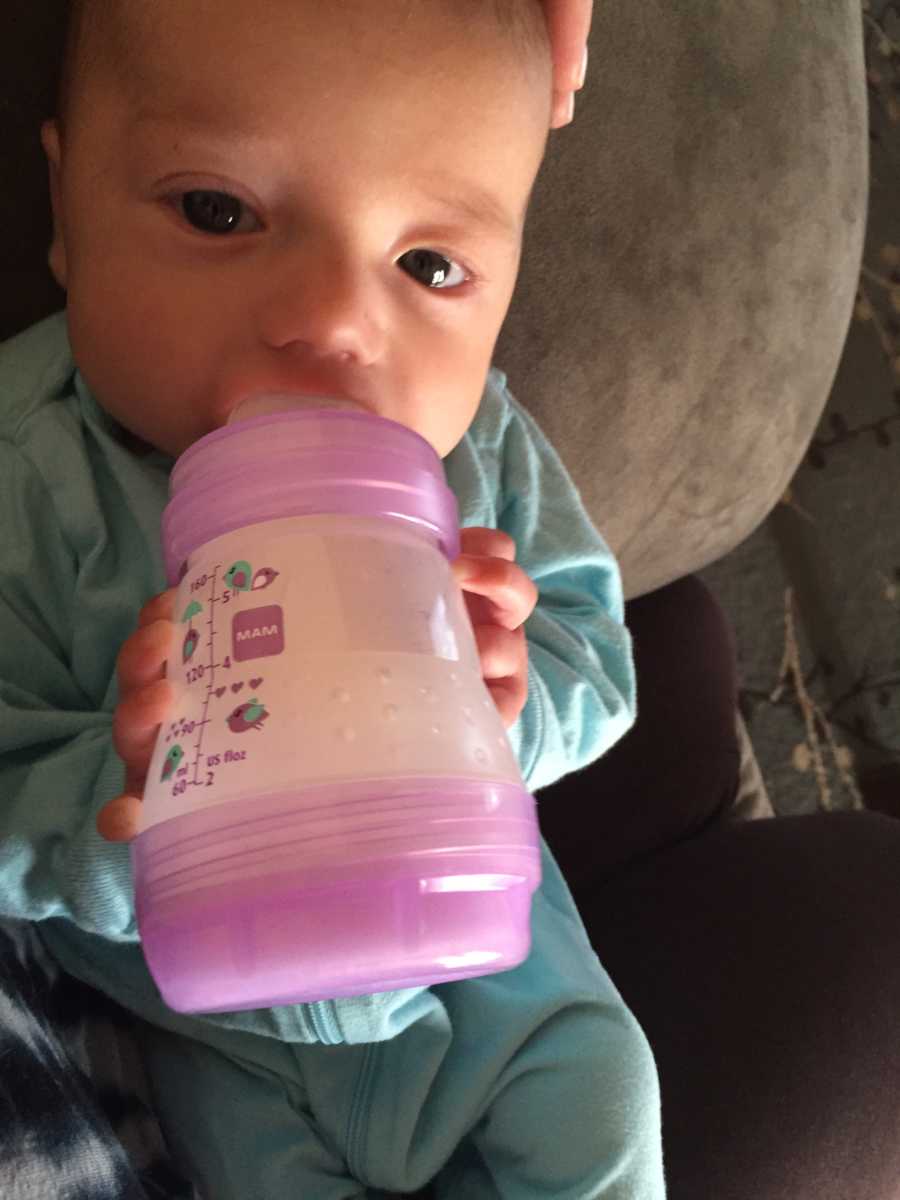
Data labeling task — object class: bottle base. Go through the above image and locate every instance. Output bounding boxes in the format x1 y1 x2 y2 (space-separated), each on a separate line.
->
132 778 541 1013
138 866 535 1013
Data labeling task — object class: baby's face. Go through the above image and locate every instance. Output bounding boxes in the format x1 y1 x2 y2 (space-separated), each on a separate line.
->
42 0 550 459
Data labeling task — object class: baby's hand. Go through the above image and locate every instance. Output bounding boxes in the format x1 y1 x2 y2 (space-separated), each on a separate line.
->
97 589 177 843
451 528 538 728
542 0 592 128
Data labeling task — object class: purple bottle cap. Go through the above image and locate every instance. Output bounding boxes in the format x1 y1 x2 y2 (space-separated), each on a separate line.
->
162 407 461 583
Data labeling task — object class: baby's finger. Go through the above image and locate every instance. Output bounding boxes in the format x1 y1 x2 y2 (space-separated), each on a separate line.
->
112 677 174 768
487 676 528 729
472 623 527 682
138 588 177 629
453 557 538 632
97 794 142 843
116 619 173 696
471 623 529 727
458 527 516 562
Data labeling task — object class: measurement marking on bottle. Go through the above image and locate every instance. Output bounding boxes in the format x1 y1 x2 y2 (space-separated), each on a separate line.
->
191 564 221 787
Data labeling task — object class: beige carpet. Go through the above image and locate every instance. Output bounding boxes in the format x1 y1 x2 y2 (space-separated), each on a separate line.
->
701 0 900 818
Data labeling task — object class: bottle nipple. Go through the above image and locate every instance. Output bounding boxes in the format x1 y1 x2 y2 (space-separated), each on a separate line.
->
228 394 363 425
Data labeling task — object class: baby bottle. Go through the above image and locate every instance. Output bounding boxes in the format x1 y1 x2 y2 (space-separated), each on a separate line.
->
132 400 541 1014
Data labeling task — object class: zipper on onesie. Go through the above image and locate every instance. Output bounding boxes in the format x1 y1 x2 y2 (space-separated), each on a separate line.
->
345 1043 379 1183
308 1000 342 1045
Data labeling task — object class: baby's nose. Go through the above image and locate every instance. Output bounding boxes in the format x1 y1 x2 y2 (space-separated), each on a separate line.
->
254 250 383 366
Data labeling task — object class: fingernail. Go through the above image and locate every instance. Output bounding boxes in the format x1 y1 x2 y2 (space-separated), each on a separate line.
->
575 46 588 91
561 92 575 125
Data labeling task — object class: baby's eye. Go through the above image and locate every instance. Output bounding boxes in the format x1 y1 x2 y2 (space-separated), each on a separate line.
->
397 249 468 290
172 195 470 288
177 190 261 235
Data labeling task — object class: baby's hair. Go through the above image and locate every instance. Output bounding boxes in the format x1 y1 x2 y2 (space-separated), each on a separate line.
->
474 0 551 62
57 0 118 137
57 0 550 134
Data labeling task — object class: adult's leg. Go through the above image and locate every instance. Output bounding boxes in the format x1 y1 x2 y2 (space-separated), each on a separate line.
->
539 575 900 1200
537 575 743 888
582 811 900 1200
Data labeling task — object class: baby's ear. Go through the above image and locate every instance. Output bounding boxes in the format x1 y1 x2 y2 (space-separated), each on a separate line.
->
40 120 68 291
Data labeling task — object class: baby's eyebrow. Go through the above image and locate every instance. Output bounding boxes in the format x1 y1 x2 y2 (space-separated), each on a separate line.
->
131 107 521 241
417 178 521 240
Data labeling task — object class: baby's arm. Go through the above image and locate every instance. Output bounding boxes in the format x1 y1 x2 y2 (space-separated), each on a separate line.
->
0 442 139 936
495 393 637 792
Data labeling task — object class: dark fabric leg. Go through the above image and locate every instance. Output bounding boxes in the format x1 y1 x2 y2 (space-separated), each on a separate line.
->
538 574 900 1200
582 811 900 1200
538 574 742 887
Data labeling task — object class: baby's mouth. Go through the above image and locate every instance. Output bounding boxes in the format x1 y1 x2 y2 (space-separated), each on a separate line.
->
227 394 365 425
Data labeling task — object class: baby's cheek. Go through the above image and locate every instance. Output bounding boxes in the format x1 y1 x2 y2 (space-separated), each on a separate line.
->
65 252 214 454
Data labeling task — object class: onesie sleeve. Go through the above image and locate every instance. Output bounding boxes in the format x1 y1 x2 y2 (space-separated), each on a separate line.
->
0 440 137 939
496 396 636 793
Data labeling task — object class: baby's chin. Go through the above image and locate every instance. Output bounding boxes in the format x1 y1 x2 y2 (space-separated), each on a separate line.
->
102 409 195 460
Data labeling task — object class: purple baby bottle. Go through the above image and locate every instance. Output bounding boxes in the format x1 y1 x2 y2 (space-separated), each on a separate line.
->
132 402 541 1013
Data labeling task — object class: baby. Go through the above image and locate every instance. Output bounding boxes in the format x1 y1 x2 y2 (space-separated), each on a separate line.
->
0 0 665 1196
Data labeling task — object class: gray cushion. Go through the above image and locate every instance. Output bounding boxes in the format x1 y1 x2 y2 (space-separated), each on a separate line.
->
0 1 868 597
497 0 868 596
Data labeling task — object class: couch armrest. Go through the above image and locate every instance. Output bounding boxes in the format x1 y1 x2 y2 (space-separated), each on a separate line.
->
497 0 868 597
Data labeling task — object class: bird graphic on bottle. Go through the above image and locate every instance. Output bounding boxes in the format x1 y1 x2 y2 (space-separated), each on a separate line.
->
227 698 270 733
160 744 184 781
182 626 199 663
224 561 280 592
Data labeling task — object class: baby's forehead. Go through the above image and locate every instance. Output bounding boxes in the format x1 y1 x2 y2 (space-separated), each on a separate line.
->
90 5 532 117
82 0 547 84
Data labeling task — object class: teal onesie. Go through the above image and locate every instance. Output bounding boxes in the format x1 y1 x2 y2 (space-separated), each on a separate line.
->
0 312 666 1198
